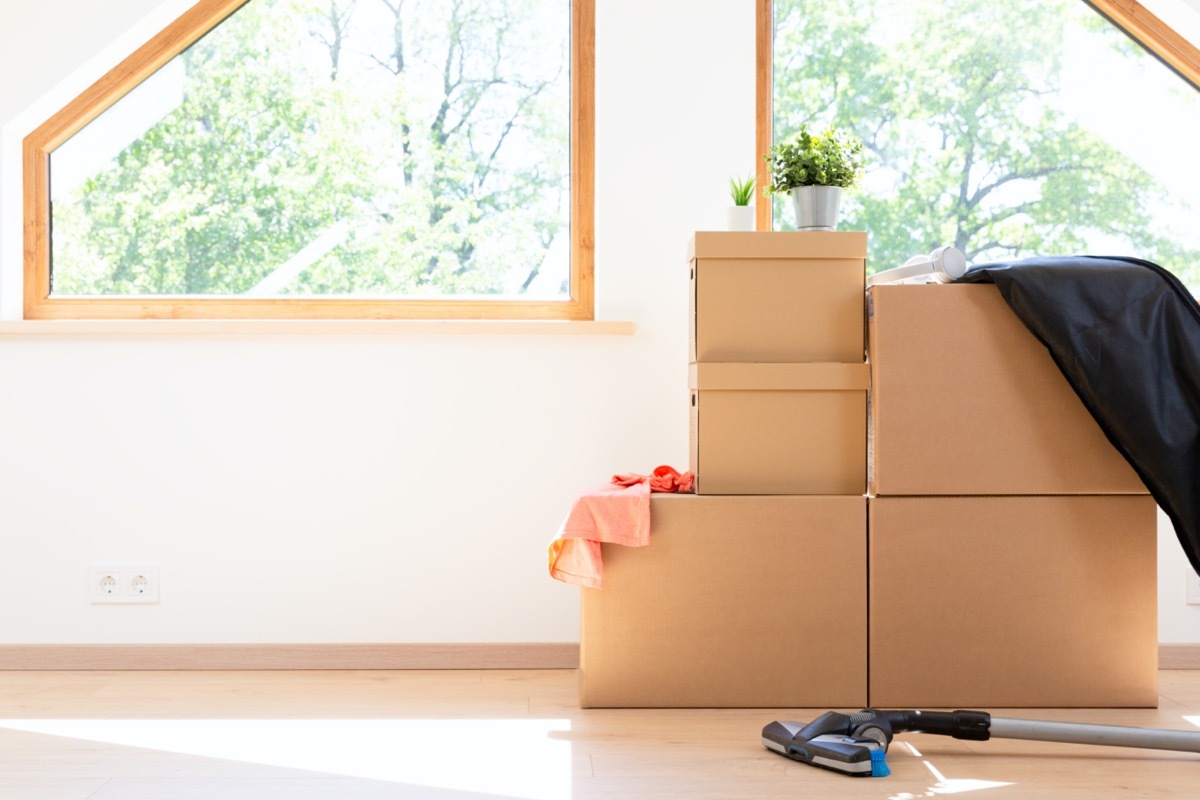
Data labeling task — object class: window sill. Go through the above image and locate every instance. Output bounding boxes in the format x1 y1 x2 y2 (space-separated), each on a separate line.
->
0 319 636 336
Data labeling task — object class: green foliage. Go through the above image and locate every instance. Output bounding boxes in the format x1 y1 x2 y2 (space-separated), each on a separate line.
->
49 0 571 298
728 173 756 206
765 125 864 193
771 0 1200 285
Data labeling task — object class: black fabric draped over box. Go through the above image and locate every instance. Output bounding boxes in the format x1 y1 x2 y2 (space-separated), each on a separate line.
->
959 256 1200 574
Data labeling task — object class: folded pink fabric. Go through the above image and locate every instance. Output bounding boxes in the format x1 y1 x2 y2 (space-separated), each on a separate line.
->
548 466 694 588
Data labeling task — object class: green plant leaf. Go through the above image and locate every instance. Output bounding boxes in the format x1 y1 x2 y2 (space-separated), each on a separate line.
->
764 124 865 194
728 173 757 205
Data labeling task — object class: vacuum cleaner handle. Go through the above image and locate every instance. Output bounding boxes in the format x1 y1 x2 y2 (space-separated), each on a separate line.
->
988 716 1200 752
880 709 1200 752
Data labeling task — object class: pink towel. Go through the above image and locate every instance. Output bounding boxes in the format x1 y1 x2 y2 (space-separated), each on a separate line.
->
548 466 694 588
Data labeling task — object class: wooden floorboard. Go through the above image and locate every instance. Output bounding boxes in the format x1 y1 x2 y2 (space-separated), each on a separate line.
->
0 669 1197 798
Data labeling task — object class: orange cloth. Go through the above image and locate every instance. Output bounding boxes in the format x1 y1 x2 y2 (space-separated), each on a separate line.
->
548 466 694 588
613 465 695 493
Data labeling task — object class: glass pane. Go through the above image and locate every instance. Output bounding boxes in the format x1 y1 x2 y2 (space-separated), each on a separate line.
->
50 0 571 299
771 0 1200 289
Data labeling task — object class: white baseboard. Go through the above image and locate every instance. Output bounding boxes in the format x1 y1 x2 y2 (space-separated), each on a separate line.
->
0 643 581 670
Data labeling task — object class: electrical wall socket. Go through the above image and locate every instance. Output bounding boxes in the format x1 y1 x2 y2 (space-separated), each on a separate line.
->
1188 568 1200 606
91 565 159 604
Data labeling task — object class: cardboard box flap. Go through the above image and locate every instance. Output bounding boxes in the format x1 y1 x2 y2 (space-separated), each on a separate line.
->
689 362 869 391
688 231 867 262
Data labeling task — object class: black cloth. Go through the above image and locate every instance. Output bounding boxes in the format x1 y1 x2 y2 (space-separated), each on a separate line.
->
958 256 1200 574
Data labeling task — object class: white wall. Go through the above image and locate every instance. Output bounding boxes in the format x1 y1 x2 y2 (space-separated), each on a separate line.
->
0 0 754 644
0 0 1196 646
1172 0 1200 643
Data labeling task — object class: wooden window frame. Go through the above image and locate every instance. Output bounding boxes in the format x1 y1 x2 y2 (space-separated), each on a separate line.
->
23 0 595 321
754 0 1200 233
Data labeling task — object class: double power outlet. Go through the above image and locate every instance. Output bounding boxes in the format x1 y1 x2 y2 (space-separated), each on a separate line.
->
91 565 159 604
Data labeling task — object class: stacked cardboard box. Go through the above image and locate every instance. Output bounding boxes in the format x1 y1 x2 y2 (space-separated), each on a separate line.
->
578 239 1158 709
579 494 866 707
580 232 870 708
687 232 869 495
868 284 1157 707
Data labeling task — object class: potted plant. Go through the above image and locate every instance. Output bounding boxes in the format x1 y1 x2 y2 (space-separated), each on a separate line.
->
764 125 864 230
726 173 756 231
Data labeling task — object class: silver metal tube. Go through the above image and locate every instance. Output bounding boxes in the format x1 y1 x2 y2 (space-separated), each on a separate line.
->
990 717 1200 753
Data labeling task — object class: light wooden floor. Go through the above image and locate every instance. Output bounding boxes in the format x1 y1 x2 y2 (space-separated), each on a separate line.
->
0 669 1198 799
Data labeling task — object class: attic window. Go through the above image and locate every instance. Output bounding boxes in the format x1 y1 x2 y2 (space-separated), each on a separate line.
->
758 0 1200 287
24 0 594 320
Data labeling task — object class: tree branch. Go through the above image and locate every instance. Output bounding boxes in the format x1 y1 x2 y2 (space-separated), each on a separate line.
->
475 80 549 191
431 0 466 147
966 163 1091 209
310 0 356 82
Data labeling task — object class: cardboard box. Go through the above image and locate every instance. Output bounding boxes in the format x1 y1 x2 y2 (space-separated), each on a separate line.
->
869 495 1158 708
868 284 1145 495
580 493 867 708
689 231 867 363
689 362 868 495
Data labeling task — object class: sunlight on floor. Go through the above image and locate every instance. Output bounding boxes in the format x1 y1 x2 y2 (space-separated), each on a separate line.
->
886 746 1014 798
1187 716 1200 729
919 759 1014 795
0 718 571 800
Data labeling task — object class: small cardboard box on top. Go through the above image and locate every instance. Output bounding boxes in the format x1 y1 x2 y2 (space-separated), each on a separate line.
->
869 494 1158 708
689 231 867 363
579 493 866 708
688 362 868 495
868 283 1146 495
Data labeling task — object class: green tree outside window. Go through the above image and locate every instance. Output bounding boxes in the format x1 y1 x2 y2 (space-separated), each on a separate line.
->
49 0 572 300
772 0 1200 287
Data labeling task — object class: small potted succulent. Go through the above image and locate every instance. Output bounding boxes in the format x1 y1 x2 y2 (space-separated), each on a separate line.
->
726 173 756 231
764 125 864 230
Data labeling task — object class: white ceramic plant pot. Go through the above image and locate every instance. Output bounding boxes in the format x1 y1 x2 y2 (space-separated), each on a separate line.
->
726 205 755 232
789 185 843 230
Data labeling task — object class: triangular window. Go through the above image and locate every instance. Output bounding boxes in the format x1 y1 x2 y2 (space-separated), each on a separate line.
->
25 0 593 320
761 0 1200 288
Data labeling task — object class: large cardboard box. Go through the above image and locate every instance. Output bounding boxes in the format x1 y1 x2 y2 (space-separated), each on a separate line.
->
580 493 866 708
689 231 867 363
689 362 868 495
869 495 1158 708
868 284 1145 495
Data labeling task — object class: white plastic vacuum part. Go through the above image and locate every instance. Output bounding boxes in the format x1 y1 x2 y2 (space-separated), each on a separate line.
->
867 245 969 286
